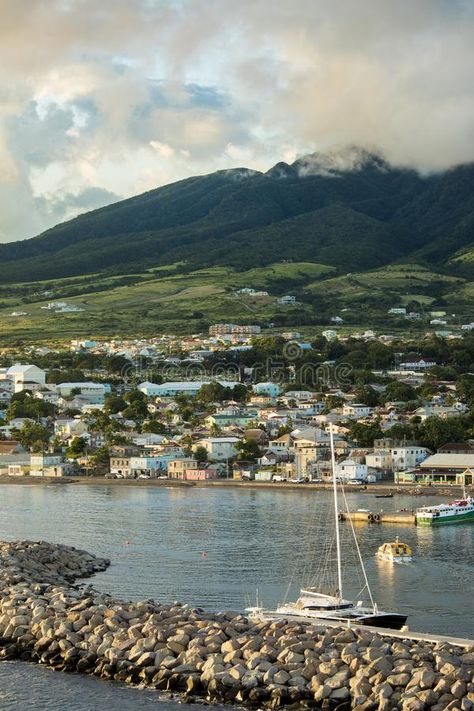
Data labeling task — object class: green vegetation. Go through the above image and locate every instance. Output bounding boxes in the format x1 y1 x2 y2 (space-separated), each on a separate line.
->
1 152 474 339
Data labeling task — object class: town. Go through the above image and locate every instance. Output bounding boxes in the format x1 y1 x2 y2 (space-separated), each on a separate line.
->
0 323 472 489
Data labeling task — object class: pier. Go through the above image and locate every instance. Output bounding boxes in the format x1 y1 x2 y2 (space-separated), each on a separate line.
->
339 510 416 525
1 540 473 709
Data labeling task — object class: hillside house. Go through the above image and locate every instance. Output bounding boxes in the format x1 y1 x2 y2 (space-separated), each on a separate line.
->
192 437 239 461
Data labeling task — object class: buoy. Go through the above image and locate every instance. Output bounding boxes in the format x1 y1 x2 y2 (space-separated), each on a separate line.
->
201 551 208 557
124 540 132 546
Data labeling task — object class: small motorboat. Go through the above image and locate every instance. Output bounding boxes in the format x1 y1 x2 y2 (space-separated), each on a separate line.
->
376 537 412 564
375 493 393 498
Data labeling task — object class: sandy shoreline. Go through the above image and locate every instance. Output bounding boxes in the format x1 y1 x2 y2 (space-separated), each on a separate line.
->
0 475 467 497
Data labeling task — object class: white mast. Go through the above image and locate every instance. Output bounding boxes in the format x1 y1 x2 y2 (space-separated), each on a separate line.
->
329 424 343 599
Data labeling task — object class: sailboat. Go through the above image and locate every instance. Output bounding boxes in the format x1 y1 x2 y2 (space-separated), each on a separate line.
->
247 426 408 630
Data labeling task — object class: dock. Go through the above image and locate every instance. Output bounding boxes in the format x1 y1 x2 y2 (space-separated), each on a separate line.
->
339 510 416 525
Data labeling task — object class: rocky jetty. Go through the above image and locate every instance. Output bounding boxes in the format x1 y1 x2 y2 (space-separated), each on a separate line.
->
0 541 473 710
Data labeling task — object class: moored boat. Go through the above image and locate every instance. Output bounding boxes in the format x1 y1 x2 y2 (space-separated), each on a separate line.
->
247 425 408 630
376 538 412 563
416 495 474 526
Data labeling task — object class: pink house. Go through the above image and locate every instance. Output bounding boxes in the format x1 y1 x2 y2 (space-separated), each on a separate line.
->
185 465 219 480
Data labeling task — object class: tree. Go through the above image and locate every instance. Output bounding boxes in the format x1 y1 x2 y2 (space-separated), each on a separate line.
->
194 446 208 463
457 374 474 407
88 446 110 475
197 382 230 405
13 421 51 452
66 436 88 458
419 416 467 451
104 394 127 414
142 420 167 434
236 438 261 461
384 381 418 403
353 386 380 407
348 422 383 447
6 391 55 421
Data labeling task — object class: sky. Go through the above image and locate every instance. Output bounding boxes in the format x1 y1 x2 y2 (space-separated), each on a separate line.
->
1 0 474 243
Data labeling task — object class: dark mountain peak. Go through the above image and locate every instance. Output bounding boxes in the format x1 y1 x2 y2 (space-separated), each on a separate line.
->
291 145 390 178
265 161 298 179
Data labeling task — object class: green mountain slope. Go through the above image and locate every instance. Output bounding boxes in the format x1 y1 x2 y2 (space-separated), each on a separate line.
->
0 147 473 342
0 147 454 283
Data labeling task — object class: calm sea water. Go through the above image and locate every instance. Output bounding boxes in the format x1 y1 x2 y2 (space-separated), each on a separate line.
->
0 484 473 710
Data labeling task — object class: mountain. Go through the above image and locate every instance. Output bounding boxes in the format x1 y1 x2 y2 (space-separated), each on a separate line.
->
1 145 473 286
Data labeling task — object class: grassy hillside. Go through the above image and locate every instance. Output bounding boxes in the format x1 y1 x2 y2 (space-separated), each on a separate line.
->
0 261 471 343
0 148 473 340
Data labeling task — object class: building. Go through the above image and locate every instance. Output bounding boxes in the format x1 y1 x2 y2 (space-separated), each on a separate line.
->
342 403 372 419
192 437 239 461
391 444 430 471
209 324 261 336
129 456 166 477
437 442 474 455
30 453 71 477
138 381 234 398
1 364 46 392
56 382 109 404
168 458 198 480
253 382 281 398
337 459 368 482
399 358 437 371
416 453 474 485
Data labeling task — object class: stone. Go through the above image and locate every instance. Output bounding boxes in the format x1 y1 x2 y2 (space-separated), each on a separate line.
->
387 672 411 687
330 686 350 701
452 680 467 699
325 668 351 690
273 669 290 685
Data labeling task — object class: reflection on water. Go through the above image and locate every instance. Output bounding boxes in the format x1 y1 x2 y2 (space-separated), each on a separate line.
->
0 484 472 635
0 484 473 710
0 660 226 711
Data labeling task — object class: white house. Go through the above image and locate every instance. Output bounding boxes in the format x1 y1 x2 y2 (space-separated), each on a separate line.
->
390 445 430 471
337 459 368 482
400 358 437 371
322 330 338 341
342 403 372 419
193 437 240 461
2 364 46 392
129 456 166 477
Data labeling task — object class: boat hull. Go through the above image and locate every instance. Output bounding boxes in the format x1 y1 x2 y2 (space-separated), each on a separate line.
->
376 553 412 563
416 510 474 526
358 613 407 630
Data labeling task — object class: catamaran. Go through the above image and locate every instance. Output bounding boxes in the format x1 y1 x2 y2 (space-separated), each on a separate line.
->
416 494 474 526
247 426 408 630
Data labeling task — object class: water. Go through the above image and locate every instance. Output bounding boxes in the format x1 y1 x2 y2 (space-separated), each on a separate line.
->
0 484 473 709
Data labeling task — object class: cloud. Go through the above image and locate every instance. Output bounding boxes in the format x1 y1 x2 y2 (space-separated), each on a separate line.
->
0 0 474 241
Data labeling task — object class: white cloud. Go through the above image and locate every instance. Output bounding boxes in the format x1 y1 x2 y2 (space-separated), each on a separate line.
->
0 0 474 241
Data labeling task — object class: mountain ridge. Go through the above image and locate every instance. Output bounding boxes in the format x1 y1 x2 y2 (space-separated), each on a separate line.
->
1 147 473 285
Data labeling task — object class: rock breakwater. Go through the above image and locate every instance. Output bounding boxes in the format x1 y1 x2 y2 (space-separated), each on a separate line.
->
0 540 473 710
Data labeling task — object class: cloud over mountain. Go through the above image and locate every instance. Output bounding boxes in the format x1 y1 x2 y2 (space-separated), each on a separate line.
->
1 0 473 241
